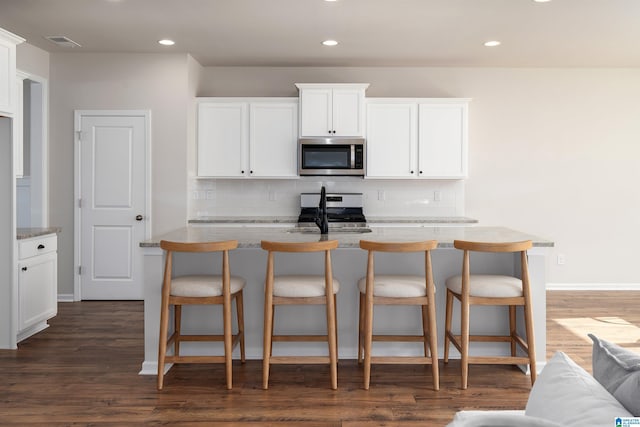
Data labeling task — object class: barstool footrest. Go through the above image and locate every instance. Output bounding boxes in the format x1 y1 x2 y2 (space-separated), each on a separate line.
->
370 356 436 364
272 334 328 342
269 356 331 364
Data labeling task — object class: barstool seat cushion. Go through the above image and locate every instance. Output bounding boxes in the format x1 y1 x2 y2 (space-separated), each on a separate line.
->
273 275 340 298
445 274 523 298
170 275 246 297
357 275 430 298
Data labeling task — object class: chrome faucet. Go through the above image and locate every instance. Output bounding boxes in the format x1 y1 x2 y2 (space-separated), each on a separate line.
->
315 186 329 234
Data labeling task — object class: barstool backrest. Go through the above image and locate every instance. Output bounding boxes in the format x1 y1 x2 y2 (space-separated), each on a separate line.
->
360 240 437 253
261 240 339 253
160 240 238 253
453 240 532 253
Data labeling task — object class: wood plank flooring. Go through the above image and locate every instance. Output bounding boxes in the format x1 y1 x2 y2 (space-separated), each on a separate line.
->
1 291 638 426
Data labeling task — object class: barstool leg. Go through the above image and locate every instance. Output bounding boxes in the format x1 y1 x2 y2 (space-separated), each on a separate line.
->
326 292 338 390
443 289 453 363
263 253 274 390
358 292 365 364
174 304 182 356
461 294 470 390
223 295 233 390
236 291 246 363
157 298 170 390
421 305 430 357
524 297 537 384
509 305 517 357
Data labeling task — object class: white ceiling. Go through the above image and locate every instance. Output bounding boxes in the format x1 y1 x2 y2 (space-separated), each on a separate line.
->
1 0 639 67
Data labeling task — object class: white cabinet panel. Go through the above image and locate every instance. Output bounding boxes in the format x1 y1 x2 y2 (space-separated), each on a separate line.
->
249 102 298 177
366 102 417 178
17 233 57 340
19 252 57 331
0 28 24 116
13 74 24 177
332 89 365 137
296 84 368 137
299 89 332 137
197 99 298 178
418 103 468 178
197 102 248 177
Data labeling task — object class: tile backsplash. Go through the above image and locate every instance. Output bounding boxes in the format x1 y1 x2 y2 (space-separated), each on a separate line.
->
189 177 464 218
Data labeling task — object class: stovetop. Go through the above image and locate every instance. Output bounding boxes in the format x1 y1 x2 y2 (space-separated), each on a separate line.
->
298 192 367 224
298 207 367 223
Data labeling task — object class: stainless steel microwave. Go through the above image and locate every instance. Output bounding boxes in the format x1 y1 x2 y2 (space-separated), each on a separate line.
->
298 137 365 176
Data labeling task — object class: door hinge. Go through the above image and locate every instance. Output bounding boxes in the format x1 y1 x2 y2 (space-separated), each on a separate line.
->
78 198 82 208
76 130 83 142
78 266 82 275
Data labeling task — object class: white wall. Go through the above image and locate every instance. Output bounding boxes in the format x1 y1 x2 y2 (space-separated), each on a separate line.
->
49 53 191 295
198 66 640 285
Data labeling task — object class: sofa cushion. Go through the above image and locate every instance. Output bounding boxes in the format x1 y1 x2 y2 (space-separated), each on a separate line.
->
447 411 562 427
589 333 640 416
525 351 632 426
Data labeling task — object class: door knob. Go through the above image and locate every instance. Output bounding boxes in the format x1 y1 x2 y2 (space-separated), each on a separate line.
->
136 215 143 221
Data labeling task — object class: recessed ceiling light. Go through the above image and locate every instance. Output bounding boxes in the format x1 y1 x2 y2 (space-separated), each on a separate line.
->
322 40 339 46
484 40 501 47
158 39 175 46
533 0 551 2
324 0 338 2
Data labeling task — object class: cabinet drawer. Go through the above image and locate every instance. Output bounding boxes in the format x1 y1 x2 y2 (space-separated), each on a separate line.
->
19 234 57 259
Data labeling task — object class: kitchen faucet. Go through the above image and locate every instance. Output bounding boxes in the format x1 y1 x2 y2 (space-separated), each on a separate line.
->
315 186 329 234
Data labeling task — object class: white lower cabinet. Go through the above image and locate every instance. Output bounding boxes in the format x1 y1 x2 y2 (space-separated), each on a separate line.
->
197 98 298 178
366 98 469 179
17 233 57 342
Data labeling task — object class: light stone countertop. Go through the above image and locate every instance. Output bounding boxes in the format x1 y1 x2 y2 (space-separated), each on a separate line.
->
141 225 553 248
188 216 478 224
17 227 62 240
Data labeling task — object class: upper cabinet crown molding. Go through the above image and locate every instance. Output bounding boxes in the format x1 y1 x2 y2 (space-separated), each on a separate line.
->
0 27 25 116
295 83 369 138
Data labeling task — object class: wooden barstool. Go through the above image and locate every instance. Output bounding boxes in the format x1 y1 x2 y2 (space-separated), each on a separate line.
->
261 239 340 390
157 240 245 390
443 240 536 389
358 240 439 390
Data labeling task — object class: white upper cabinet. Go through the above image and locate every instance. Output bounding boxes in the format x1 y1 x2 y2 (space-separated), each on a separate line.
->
296 84 368 137
198 102 248 177
197 98 298 178
0 28 24 116
418 101 468 178
366 101 418 178
249 101 298 177
366 98 469 179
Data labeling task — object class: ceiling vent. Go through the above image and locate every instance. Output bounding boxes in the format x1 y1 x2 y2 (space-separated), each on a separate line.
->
44 36 81 48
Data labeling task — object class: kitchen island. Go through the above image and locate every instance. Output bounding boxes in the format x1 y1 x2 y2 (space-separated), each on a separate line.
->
139 225 552 376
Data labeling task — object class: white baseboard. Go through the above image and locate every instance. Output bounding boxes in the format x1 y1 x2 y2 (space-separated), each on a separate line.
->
139 361 173 376
57 293 75 302
547 283 640 291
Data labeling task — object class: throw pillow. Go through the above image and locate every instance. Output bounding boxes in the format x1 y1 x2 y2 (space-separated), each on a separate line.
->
589 333 640 416
525 351 631 426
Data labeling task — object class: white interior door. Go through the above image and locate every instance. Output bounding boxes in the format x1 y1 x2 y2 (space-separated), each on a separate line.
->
76 111 149 300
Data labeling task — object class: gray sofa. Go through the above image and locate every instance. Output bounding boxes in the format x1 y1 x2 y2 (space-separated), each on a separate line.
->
448 334 639 427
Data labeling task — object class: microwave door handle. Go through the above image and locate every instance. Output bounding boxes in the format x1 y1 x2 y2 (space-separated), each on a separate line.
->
350 144 355 169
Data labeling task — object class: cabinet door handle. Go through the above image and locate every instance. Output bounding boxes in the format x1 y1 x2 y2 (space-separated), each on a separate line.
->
410 170 415 174
136 215 143 221
22 266 27 272
37 244 45 250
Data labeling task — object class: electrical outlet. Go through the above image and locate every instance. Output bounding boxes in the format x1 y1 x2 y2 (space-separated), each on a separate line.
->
206 191 214 200
557 254 566 265
192 191 200 200
378 190 386 201
268 190 277 201
434 191 442 202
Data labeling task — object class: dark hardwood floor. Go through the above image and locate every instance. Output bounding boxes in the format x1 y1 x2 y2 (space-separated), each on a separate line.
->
1 291 638 426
